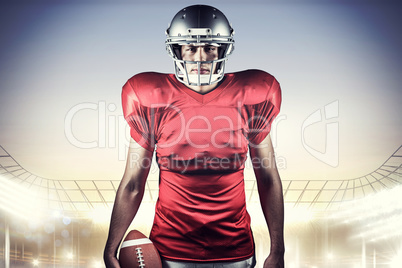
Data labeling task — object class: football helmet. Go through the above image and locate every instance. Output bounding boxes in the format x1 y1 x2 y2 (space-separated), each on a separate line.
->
166 5 235 86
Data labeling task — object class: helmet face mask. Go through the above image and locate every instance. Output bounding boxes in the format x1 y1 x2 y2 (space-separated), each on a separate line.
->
166 5 235 86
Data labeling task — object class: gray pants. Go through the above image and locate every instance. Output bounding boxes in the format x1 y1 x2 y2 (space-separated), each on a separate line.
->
161 255 256 268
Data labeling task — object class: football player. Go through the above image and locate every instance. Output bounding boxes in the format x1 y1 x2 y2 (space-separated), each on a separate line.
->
104 5 285 268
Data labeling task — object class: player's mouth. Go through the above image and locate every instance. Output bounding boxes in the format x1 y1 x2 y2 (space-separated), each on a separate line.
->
190 68 210 74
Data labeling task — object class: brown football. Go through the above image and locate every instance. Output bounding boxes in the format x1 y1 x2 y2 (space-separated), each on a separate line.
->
118 230 162 268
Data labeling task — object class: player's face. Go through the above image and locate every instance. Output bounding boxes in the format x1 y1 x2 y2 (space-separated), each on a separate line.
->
180 44 219 75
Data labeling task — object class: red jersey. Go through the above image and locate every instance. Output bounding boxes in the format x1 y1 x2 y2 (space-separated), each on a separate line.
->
122 69 281 262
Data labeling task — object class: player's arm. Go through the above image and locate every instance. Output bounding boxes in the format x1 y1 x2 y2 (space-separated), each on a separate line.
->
249 134 285 268
104 138 154 268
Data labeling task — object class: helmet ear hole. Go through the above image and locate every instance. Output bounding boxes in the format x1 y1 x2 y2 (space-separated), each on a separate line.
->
172 44 182 60
218 44 228 59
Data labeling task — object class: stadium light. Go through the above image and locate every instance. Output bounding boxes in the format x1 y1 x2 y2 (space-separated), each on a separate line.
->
333 185 402 221
33 259 39 266
52 210 62 218
284 205 314 224
0 175 48 222
390 250 402 268
89 206 112 224
63 216 72 225
92 260 104 268
331 185 402 242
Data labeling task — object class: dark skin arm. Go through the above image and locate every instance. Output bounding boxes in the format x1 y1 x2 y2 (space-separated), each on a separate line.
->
103 138 154 268
249 134 285 268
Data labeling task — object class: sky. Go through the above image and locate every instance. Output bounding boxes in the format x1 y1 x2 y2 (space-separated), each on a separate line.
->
0 0 401 181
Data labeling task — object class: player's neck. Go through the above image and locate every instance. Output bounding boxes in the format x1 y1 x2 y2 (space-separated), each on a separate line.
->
185 77 226 95
186 84 218 94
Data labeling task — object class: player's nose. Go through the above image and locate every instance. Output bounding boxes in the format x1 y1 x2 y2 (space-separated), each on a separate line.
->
194 47 207 61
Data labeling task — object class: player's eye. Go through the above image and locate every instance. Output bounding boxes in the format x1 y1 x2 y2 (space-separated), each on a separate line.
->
205 47 218 55
186 47 197 52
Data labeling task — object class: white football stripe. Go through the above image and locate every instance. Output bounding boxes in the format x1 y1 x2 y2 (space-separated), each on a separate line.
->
121 238 152 249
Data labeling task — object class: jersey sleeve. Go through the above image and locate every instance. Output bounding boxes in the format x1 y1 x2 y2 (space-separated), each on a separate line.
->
122 79 155 152
247 77 282 146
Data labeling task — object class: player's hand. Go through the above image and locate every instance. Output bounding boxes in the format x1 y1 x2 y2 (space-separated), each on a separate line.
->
103 252 121 268
263 253 284 268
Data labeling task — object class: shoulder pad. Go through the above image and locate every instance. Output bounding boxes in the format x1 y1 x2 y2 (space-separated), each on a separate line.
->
235 69 279 105
124 72 173 107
